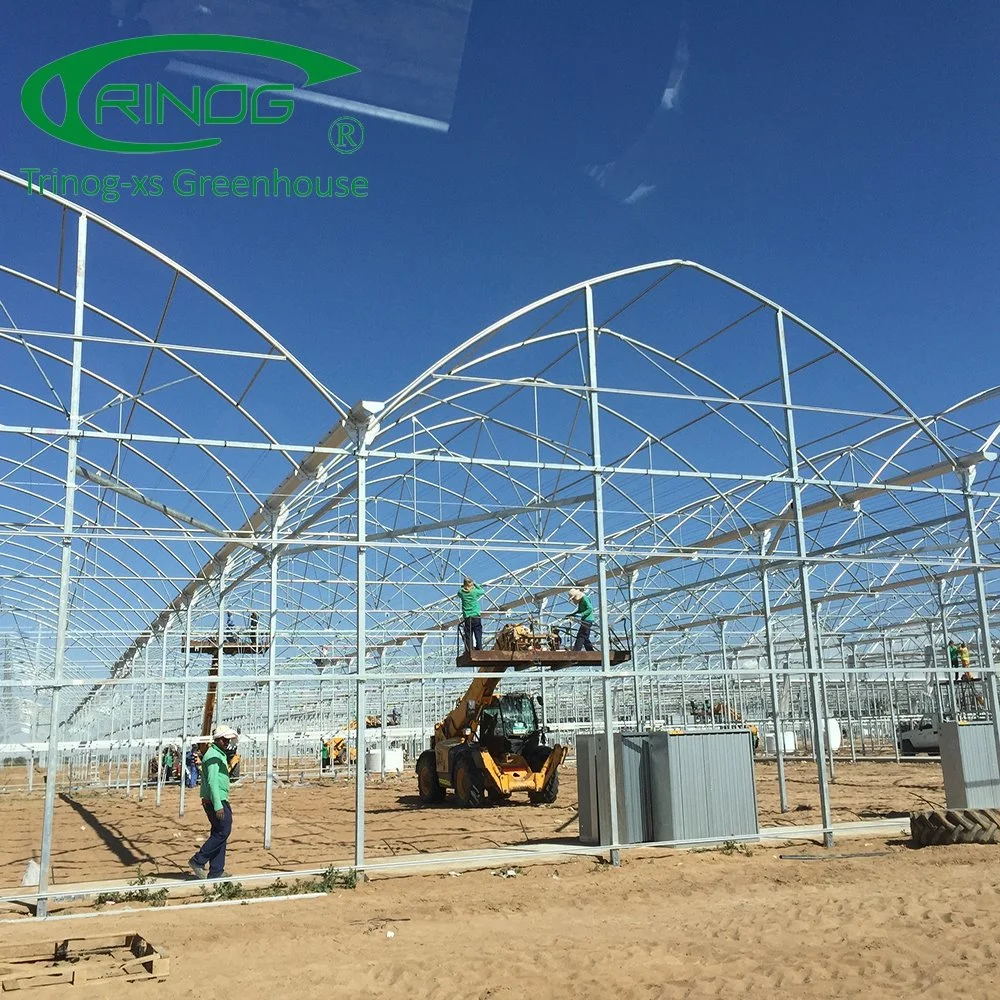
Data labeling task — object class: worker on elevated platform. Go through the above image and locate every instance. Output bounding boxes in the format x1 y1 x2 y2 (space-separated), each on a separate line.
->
948 639 960 672
567 587 596 652
458 577 486 651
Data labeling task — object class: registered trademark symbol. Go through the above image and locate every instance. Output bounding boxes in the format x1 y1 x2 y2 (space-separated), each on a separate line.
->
328 115 365 154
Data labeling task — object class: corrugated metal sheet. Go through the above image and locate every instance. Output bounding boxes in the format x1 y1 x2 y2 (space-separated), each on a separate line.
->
576 733 647 846
649 731 758 843
940 721 1000 809
575 734 602 845
576 729 758 846
616 734 654 844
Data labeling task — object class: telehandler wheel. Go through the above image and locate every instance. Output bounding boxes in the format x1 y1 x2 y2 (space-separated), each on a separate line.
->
453 754 485 808
527 747 560 805
911 808 1000 846
416 750 445 804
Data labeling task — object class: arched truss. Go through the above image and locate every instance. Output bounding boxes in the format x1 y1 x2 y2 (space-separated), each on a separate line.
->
2 176 1000 747
0 168 347 731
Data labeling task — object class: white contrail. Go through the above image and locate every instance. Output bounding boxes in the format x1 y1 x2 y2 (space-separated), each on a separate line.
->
166 59 450 133
623 183 656 205
660 33 690 110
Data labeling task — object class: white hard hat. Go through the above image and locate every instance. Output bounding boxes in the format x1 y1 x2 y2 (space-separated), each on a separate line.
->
213 725 238 740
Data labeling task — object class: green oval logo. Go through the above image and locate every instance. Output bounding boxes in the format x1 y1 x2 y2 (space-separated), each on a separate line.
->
21 34 359 154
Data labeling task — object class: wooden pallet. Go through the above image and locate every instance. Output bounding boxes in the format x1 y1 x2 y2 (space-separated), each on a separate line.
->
0 934 168 991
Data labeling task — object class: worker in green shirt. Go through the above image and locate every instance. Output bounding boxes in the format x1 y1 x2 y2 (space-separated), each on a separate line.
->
188 725 237 880
458 577 485 651
567 587 596 651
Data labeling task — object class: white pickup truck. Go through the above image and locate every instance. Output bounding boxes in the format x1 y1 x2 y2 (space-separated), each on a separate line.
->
897 717 940 756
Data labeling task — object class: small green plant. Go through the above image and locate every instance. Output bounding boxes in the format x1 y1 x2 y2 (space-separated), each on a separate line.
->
719 840 754 857
197 865 358 903
95 865 168 907
211 879 245 901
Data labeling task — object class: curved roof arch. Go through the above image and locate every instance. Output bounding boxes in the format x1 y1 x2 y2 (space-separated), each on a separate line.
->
3 184 998 741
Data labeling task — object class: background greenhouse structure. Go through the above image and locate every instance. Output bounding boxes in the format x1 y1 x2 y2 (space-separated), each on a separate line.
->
2 167 1000 916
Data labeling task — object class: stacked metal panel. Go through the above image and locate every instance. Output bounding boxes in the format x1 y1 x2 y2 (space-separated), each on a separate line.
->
648 730 758 842
940 721 1000 809
576 729 758 846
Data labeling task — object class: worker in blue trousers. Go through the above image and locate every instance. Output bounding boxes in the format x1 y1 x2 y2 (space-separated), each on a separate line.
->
567 587 596 651
189 725 237 880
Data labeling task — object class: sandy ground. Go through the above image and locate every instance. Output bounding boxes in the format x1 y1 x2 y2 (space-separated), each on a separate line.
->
0 759 946 891
2 838 1000 999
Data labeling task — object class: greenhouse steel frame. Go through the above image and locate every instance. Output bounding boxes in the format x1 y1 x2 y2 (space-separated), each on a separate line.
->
2 168 1000 916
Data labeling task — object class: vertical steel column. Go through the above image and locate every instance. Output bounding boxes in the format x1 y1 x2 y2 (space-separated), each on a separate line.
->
627 573 641 729
814 608 836 782
36 213 87 918
647 636 657 723
584 284 621 864
851 647 867 756
263 511 280 849
960 466 1000 766
759 533 787 811
125 682 135 792
720 621 732 715
839 637 857 764
155 622 170 807
106 698 116 790
214 563 229 730
354 439 369 871
776 310 832 846
882 634 901 762
379 653 387 781
179 599 193 817
926 621 944 722
419 637 427 745
937 580 958 717
138 643 151 801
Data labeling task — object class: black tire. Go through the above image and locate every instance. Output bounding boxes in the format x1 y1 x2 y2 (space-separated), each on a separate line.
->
416 750 444 804
453 753 485 807
527 746 559 805
900 739 916 756
910 808 1000 847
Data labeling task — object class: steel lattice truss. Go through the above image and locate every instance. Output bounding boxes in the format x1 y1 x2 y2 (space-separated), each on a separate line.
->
2 167 1000 754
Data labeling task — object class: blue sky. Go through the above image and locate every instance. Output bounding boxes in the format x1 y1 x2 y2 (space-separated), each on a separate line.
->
4 0 1000 424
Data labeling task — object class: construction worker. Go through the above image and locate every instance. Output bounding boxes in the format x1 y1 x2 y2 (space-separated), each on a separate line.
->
959 641 971 669
567 587 596 651
458 577 485 651
189 725 237 880
948 639 960 671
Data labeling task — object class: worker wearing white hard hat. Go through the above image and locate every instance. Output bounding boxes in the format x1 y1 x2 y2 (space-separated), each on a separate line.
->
567 587 596 652
189 725 237 880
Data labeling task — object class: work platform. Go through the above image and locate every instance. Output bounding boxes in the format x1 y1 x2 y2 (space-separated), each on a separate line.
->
182 637 270 656
455 649 632 670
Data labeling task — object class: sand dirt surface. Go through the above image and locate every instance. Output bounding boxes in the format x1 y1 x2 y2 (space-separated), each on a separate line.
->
2 838 999 999
1 760 947 890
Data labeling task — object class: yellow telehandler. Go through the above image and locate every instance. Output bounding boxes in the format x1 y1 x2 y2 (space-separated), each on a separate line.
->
416 621 631 807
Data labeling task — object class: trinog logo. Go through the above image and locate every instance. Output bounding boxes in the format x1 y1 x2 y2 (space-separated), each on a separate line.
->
21 34 359 154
